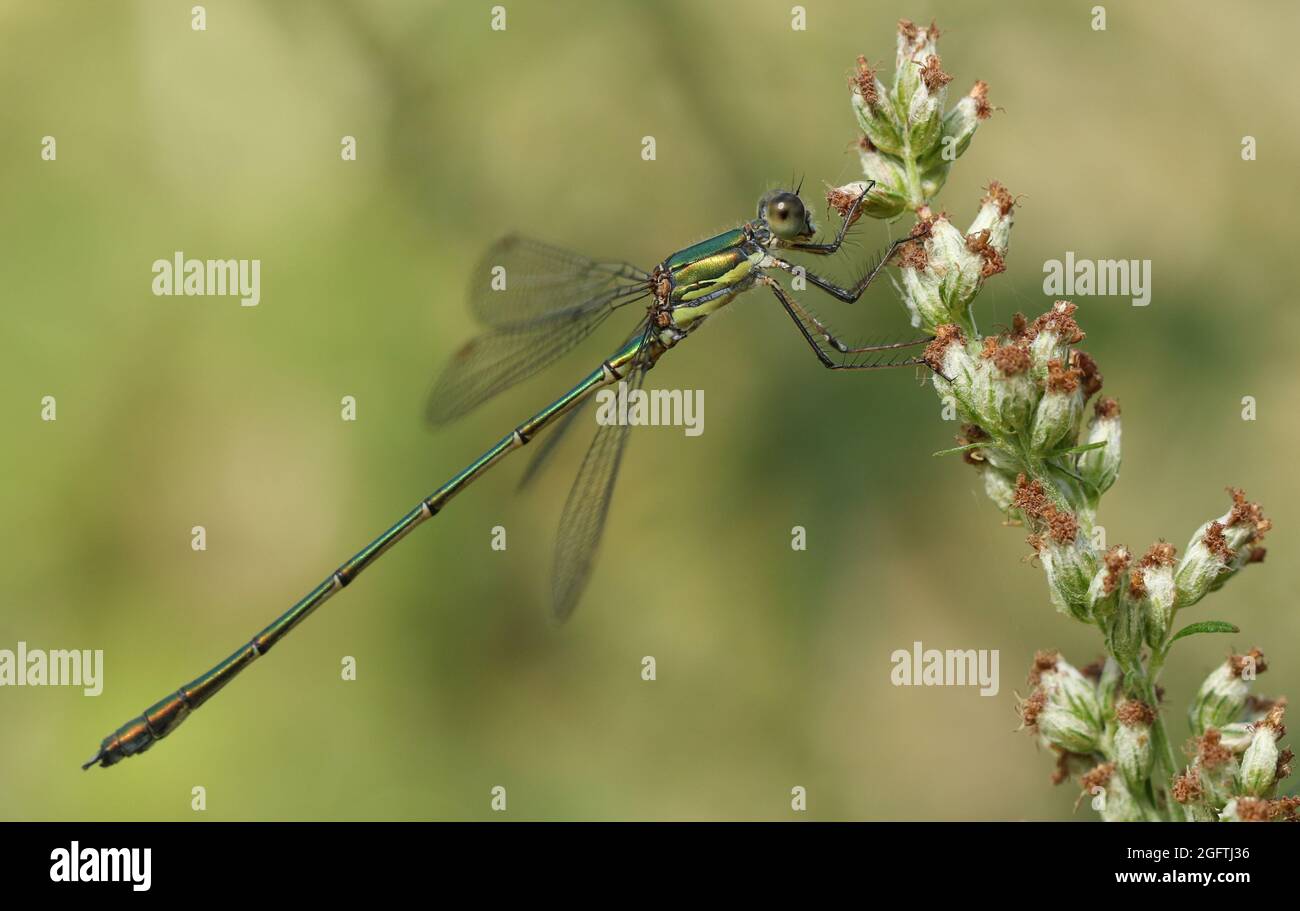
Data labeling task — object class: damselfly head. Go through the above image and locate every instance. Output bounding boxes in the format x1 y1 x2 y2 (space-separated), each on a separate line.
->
757 190 816 241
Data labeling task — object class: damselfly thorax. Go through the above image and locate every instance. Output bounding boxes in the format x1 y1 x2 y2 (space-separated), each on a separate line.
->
649 223 774 347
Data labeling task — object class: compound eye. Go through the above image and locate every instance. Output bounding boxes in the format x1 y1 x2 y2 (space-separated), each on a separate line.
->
767 193 807 240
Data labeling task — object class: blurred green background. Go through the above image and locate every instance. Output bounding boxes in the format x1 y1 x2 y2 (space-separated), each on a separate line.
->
1 0 1296 820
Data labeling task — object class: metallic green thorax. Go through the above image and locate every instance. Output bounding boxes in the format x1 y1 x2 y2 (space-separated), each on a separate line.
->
655 227 765 337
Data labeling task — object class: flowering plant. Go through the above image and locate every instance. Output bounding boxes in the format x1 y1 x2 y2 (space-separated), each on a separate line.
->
834 19 1289 821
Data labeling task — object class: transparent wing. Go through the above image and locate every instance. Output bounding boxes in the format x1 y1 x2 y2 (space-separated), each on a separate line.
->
551 345 650 623
516 397 591 490
516 321 654 489
469 234 651 328
428 309 617 425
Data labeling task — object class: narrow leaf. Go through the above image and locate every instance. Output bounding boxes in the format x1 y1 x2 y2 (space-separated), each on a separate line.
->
1169 620 1240 644
932 441 984 458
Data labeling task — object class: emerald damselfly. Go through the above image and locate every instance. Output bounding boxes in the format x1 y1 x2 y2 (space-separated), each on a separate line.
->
83 182 932 769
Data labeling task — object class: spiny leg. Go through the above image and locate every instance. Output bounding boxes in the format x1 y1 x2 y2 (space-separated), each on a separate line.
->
767 234 914 304
782 182 874 255
761 276 931 371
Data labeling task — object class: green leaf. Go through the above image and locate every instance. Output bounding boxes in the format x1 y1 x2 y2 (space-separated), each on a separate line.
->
1169 620 1240 645
932 441 984 458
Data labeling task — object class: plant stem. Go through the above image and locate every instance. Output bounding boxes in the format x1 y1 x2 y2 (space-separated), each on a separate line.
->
1146 644 1191 821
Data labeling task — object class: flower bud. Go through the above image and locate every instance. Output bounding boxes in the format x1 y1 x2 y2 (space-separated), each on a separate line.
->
1086 546 1129 627
1107 586 1145 669
894 212 986 333
918 81 991 180
1043 538 1097 623
1012 476 1096 621
1175 488 1271 609
1022 653 1103 754
1113 700 1155 788
1029 358 1085 453
1239 704 1287 797
904 58 948 155
1219 796 1300 822
1078 397 1122 495
842 151 909 219
1191 728 1240 807
1189 649 1266 736
1018 301 1085 383
892 18 941 106
921 324 976 397
964 180 1015 259
1133 542 1177 647
849 56 904 157
1081 762 1143 822
969 338 1036 435
980 466 1017 512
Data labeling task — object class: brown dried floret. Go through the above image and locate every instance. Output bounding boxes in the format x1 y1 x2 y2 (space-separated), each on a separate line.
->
1140 541 1176 568
1015 479 1079 543
895 239 928 271
1277 748 1294 783
982 181 1016 216
1225 487 1271 540
965 229 1006 278
917 54 952 93
1234 796 1300 822
1028 301 1085 345
1258 703 1287 736
849 55 879 105
991 342 1031 376
1012 475 1052 521
1079 659 1105 682
1128 567 1147 600
1020 688 1047 728
1044 358 1082 394
1170 768 1203 804
1046 509 1079 545
1071 350 1102 398
1246 694 1284 716
1229 648 1267 678
1196 728 1233 770
1100 545 1130 595
825 184 868 228
923 323 964 373
969 80 992 119
1094 396 1121 419
1202 521 1232 562
1115 699 1156 728
1079 761 1115 793
1026 649 1060 687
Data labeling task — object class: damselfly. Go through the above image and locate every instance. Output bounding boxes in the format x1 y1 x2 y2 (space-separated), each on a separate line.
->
83 181 932 769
